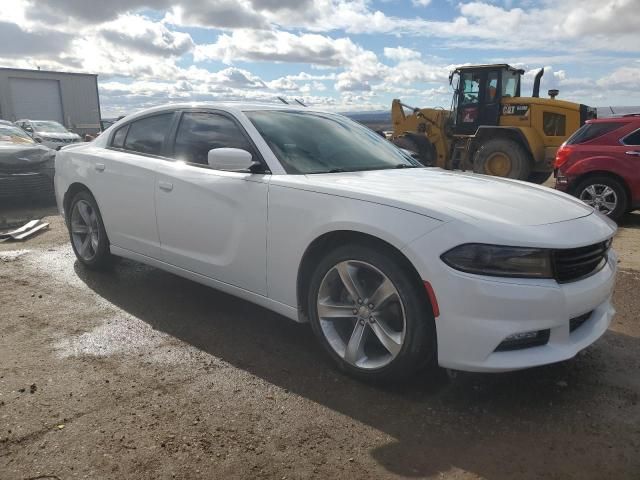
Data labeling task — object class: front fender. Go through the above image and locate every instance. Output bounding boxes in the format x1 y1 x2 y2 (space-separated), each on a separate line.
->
265 183 444 310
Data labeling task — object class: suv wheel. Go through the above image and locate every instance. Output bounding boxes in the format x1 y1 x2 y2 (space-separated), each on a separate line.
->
307 244 436 382
574 175 628 221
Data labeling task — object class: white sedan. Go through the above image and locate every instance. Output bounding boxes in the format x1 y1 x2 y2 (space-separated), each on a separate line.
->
54 103 617 381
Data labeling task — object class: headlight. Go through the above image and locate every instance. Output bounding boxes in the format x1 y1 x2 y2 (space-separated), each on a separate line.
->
441 244 553 278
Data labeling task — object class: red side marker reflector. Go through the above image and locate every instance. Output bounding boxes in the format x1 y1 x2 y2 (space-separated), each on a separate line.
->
423 281 440 318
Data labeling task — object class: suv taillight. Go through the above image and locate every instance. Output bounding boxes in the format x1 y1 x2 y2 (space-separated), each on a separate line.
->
554 144 574 169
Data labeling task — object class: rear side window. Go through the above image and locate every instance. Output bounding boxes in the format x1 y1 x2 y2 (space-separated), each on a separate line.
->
123 113 173 156
566 122 623 145
622 129 640 146
111 125 128 148
172 112 255 165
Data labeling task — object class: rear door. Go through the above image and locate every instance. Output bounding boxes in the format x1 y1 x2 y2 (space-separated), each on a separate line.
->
154 110 270 295
91 112 177 259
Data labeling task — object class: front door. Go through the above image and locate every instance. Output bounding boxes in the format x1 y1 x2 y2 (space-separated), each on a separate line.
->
454 70 502 135
455 71 481 135
154 110 270 295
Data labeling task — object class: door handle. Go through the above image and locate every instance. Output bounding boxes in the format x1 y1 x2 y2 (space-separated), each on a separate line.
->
625 151 640 156
95 163 105 172
158 181 173 192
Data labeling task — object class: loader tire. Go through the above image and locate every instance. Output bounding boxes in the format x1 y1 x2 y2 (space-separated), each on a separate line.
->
473 139 531 180
392 135 436 167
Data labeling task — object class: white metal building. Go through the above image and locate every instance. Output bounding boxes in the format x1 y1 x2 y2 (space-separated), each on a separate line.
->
0 67 101 135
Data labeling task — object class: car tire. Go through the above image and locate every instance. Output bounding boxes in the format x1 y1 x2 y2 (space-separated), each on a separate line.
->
473 138 531 180
527 171 552 184
574 175 628 221
307 243 437 383
67 190 113 270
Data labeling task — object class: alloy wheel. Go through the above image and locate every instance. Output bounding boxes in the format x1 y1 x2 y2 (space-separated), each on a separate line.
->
579 184 618 216
70 199 100 261
316 260 406 369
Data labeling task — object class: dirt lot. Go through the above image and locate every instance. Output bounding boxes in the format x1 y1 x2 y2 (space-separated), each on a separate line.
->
1 200 639 480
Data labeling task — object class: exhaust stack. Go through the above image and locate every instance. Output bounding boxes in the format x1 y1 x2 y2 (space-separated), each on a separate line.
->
532 68 544 98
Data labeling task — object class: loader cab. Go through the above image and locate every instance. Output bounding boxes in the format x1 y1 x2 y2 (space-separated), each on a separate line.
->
450 64 524 135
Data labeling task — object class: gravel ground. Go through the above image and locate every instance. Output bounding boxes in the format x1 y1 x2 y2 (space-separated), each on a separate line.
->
1 203 639 480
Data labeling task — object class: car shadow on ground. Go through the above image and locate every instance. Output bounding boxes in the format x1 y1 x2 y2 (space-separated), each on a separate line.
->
619 211 640 229
74 259 639 479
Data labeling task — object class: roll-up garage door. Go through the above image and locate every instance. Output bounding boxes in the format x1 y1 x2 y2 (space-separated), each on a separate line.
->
9 77 64 123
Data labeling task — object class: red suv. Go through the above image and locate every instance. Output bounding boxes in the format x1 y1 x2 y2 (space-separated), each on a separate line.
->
554 114 640 220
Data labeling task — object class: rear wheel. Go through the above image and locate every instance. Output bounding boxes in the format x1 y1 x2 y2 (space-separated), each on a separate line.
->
473 138 531 180
68 190 112 269
307 244 436 383
574 175 628 221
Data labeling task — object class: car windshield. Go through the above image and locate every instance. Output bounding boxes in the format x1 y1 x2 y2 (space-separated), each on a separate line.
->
0 125 35 144
245 110 420 174
32 121 68 133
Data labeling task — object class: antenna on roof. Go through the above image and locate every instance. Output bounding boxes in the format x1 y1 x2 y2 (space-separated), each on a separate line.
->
277 96 289 105
294 98 307 107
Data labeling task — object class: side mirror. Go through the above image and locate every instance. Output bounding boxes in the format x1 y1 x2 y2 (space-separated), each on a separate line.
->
207 148 259 172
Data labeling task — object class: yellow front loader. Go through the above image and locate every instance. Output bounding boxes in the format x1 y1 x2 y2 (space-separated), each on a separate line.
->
391 64 596 183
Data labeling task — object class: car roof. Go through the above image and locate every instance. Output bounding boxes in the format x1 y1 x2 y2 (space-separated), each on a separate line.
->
119 102 330 124
588 114 640 124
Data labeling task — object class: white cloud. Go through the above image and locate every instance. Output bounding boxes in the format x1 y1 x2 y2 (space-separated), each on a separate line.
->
100 14 194 56
194 30 371 67
383 47 421 62
411 0 431 6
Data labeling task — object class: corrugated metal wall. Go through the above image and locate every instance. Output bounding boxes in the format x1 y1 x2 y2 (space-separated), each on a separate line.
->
0 68 101 135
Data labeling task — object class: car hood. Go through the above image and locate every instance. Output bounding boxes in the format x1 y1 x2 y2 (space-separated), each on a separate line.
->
36 131 79 139
290 168 593 226
0 142 56 166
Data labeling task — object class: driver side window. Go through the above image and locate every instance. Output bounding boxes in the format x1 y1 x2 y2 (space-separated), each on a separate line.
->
172 112 255 165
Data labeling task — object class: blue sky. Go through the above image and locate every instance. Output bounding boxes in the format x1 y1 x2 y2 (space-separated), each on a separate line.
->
2 0 639 116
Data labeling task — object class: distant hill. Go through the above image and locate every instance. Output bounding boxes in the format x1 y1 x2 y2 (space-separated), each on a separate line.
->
597 106 640 117
344 110 392 132
345 106 640 131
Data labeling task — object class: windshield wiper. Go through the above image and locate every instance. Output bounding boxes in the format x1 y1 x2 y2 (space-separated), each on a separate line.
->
327 168 347 173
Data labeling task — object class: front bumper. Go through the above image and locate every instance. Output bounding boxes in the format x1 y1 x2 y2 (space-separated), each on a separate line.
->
0 170 55 200
402 215 617 373
435 252 616 372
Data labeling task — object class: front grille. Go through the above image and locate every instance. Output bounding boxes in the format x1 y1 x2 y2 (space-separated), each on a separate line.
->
570 311 592 332
0 162 49 173
0 173 54 199
553 241 609 283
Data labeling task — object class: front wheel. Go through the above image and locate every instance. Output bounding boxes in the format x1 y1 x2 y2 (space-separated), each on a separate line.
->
574 175 628 221
307 244 436 382
473 138 531 180
67 190 113 269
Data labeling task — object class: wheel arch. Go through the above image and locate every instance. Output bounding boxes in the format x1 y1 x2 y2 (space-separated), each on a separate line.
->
63 182 93 221
296 230 429 322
